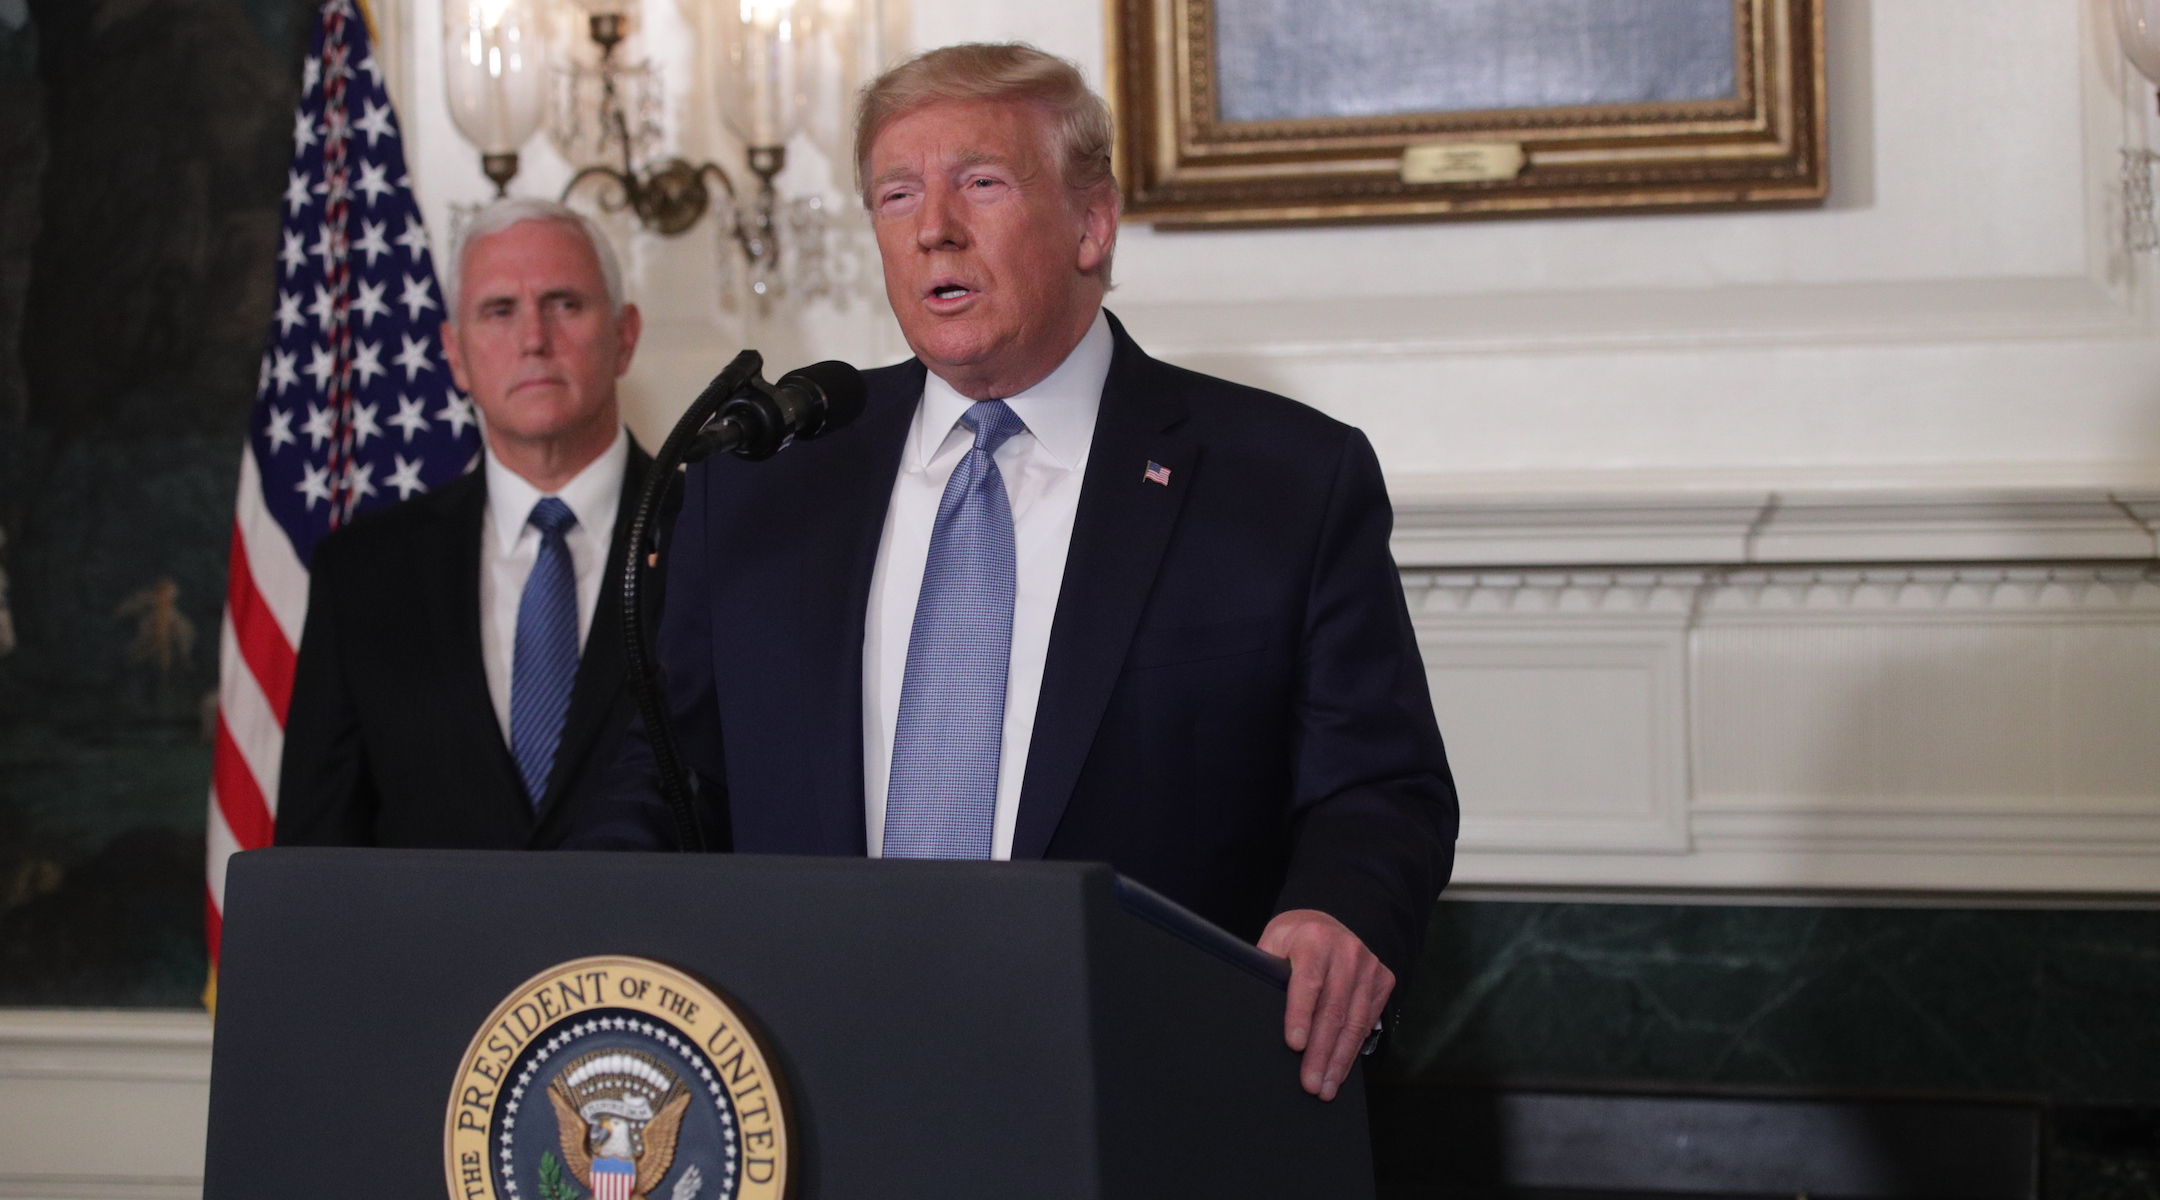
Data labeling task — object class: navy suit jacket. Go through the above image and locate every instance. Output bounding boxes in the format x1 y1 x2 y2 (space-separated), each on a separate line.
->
276 448 650 850
579 315 1457 980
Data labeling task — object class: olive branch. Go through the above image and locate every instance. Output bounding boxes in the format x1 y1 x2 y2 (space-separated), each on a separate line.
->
537 1150 586 1200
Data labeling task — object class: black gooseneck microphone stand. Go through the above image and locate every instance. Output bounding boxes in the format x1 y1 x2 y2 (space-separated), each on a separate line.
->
620 349 867 852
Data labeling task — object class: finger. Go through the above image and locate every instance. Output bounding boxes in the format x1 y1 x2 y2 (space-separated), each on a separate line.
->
1301 950 1357 1096
1281 947 1325 1055
1317 969 1382 1101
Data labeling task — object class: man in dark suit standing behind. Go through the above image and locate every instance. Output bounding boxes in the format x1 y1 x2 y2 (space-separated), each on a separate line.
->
582 44 1457 1101
277 199 649 850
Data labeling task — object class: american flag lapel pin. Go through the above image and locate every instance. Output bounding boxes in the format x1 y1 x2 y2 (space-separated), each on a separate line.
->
1143 460 1172 486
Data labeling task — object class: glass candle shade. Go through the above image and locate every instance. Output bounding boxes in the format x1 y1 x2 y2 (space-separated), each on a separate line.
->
727 0 804 150
2121 0 2160 86
444 0 549 156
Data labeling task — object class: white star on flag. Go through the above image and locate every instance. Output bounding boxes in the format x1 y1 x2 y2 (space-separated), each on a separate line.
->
358 53 382 86
284 169 313 216
351 278 388 325
343 460 378 502
302 54 321 95
388 394 431 440
437 392 477 436
310 223 341 271
275 291 304 335
395 216 429 258
350 399 384 446
280 230 307 276
292 108 317 152
303 345 337 392
354 162 393 209
308 284 336 331
397 273 437 321
353 218 390 265
295 461 333 509
393 333 434 380
354 99 394 146
269 348 299 394
301 402 336 448
351 340 386 387
264 406 297 452
386 454 427 498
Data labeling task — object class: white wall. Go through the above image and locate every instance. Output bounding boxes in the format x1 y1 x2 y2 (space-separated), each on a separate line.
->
0 1012 208 1199
393 0 2160 496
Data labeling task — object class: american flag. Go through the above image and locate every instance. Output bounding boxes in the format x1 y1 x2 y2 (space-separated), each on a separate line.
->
1143 460 1172 486
205 0 479 984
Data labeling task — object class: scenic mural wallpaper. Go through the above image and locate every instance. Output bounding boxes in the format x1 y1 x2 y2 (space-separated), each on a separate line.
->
0 0 315 1005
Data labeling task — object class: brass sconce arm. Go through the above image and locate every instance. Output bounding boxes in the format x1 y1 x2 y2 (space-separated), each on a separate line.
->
543 4 854 304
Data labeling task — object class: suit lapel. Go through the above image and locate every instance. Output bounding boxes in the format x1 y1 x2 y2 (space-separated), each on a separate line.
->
800 363 922 855
530 446 652 842
1012 316 1197 860
713 361 921 856
427 471 534 829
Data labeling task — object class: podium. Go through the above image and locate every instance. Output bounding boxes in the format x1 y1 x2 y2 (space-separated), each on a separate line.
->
203 849 1374 1199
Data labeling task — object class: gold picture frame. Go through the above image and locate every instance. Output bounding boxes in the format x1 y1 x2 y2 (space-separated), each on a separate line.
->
1108 0 1827 229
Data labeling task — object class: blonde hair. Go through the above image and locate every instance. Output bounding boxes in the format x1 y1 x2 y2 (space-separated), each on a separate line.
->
854 42 1117 205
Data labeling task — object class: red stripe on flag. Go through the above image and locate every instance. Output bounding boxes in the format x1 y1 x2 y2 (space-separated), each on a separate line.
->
212 715 277 854
225 521 299 722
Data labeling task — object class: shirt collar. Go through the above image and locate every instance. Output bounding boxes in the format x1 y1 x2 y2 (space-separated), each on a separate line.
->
911 309 1112 472
484 424 630 546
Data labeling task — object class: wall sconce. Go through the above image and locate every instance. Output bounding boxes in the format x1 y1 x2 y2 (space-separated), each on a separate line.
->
2117 0 2160 251
555 0 721 234
444 0 550 195
543 0 859 303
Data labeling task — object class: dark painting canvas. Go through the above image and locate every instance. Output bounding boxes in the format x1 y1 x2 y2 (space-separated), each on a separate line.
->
0 0 315 1006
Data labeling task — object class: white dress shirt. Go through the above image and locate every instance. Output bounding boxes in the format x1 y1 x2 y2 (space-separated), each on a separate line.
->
478 426 629 743
863 310 1114 859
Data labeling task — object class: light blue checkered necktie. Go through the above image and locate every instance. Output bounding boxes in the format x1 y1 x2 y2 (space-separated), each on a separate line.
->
510 497 579 809
883 399 1027 859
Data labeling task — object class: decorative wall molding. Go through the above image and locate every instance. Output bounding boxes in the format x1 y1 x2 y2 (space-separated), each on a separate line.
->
1408 490 2160 894
1406 570 1711 619
1404 563 2160 620
1421 632 1692 855
1702 563 2160 616
1393 489 2160 568
0 1012 210 1200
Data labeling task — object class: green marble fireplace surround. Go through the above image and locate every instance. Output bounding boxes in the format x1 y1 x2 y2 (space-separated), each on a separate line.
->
1375 896 2160 1198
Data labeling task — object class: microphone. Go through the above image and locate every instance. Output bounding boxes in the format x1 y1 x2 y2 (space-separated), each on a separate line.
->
620 350 868 853
685 358 869 463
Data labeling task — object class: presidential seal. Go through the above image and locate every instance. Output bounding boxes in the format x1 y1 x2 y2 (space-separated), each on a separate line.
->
445 956 790 1200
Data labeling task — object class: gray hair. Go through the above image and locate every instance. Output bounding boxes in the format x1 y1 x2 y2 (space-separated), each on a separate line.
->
447 198 626 316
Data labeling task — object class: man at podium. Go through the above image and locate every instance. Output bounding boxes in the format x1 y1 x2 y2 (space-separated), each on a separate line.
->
581 43 1458 1104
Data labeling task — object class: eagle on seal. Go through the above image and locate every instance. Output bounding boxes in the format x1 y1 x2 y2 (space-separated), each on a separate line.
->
546 1059 692 1200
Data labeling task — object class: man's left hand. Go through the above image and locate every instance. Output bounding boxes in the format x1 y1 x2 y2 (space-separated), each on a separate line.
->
1257 908 1394 1101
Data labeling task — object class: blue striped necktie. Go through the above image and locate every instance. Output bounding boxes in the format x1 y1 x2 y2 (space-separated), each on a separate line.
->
883 399 1026 859
510 496 579 809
